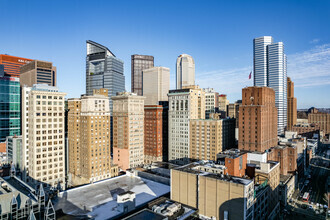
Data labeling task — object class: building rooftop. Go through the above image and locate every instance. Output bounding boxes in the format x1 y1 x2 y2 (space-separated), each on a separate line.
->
175 162 252 186
54 174 170 220
122 209 166 220
217 149 247 160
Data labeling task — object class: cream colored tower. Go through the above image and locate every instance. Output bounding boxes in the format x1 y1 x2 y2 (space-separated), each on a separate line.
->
176 54 195 89
112 92 145 170
142 66 170 105
27 84 66 190
168 85 205 164
68 89 118 186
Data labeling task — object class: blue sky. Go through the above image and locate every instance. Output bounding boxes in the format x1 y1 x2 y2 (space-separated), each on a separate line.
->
1 0 329 108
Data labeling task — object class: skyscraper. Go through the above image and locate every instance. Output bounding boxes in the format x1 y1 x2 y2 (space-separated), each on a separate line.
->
68 89 118 186
112 92 145 170
287 77 297 130
168 85 205 164
253 36 287 134
20 60 57 87
253 36 273 87
86 40 125 112
26 84 66 190
0 54 33 77
142 66 170 105
238 87 278 152
0 75 20 142
176 54 195 89
131 55 154 96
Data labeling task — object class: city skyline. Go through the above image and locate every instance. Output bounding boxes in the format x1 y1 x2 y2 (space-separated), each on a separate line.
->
1 0 329 109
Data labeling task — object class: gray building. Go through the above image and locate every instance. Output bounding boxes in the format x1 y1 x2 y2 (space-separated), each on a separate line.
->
253 36 287 134
86 40 125 112
131 55 154 96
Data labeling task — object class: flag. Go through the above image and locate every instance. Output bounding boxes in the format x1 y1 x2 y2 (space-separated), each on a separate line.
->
248 71 252 80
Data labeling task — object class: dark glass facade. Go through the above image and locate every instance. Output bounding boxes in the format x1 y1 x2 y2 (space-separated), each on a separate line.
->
0 76 20 142
86 40 125 112
131 55 154 96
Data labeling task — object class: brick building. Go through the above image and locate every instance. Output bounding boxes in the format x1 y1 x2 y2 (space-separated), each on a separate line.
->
144 105 163 164
308 108 330 135
239 87 278 152
267 145 297 175
287 77 297 130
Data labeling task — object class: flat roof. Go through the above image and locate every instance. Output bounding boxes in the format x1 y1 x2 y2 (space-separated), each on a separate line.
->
54 174 170 220
122 209 165 220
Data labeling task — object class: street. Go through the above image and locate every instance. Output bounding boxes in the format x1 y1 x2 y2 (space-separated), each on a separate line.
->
284 141 330 220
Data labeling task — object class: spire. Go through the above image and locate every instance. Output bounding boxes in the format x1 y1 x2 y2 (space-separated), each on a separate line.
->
11 195 17 205
28 210 36 220
44 200 56 220
38 183 45 197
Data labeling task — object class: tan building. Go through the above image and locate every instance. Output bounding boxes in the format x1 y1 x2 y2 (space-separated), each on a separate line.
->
308 108 330 135
190 119 222 161
287 77 297 130
144 105 163 164
168 85 205 164
239 87 278 152
171 163 254 220
20 60 57 87
112 92 145 170
218 94 229 112
142 66 170 105
68 89 118 186
27 84 66 190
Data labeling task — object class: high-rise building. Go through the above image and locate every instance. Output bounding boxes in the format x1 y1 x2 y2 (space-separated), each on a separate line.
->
86 40 125 112
112 92 145 170
0 54 33 77
21 86 31 181
0 75 20 142
253 36 273 87
218 94 229 112
26 84 66 190
168 85 205 164
253 36 287 134
176 54 195 89
287 77 297 130
131 55 154 96
68 89 118 186
142 66 170 105
203 88 219 118
144 105 164 164
20 60 57 87
239 87 278 152
268 42 287 134
189 119 222 161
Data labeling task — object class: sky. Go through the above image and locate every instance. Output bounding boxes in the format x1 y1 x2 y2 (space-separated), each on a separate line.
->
1 0 330 109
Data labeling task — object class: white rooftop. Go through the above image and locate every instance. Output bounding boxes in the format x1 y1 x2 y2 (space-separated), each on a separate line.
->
54 174 170 220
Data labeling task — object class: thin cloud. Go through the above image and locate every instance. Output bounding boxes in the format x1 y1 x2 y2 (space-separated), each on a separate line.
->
288 43 330 88
309 38 320 44
196 43 330 97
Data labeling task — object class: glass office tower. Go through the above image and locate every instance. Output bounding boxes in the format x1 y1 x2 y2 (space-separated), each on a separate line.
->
253 36 287 134
0 75 20 142
86 40 125 112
